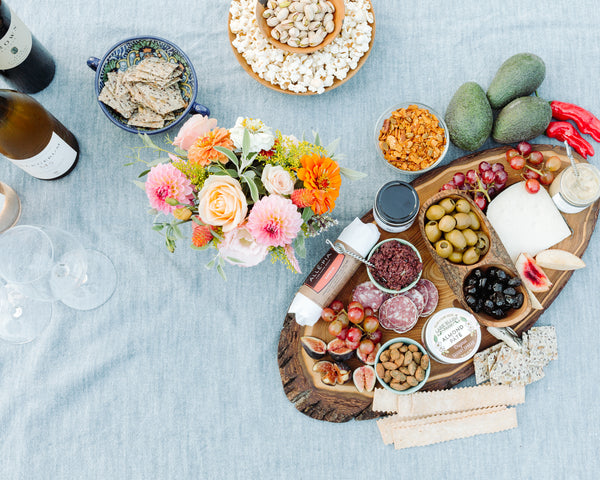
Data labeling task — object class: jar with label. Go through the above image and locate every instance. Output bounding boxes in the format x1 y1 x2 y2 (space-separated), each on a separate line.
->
373 181 420 233
421 307 481 364
549 163 600 214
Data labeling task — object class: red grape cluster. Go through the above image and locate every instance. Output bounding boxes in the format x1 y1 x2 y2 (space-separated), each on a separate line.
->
506 141 561 194
440 161 508 210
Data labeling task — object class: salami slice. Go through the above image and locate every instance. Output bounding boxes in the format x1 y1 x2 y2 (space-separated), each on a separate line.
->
351 281 387 311
402 288 425 316
418 279 439 316
413 281 430 312
379 295 418 334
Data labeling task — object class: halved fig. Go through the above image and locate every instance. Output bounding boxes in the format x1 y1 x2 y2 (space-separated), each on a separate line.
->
300 336 326 359
327 338 355 362
515 253 552 292
313 360 337 385
356 343 381 365
335 362 351 384
353 365 376 392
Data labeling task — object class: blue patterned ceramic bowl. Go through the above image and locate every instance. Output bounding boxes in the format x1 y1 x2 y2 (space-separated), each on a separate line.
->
87 36 209 134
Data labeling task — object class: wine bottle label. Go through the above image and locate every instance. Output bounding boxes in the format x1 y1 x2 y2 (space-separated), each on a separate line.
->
9 132 77 180
0 8 33 70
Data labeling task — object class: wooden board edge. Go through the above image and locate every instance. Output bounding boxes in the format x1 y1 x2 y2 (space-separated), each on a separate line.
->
278 313 385 422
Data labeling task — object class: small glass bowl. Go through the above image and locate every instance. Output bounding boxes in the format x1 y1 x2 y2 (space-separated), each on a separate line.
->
367 238 423 295
374 102 449 176
374 338 431 394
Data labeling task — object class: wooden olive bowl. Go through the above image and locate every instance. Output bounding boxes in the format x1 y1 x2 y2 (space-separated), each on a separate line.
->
418 191 532 328
255 0 345 54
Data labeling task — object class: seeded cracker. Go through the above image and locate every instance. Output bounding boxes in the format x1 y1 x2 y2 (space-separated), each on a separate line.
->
490 345 530 386
98 55 186 128
526 326 558 367
474 343 503 384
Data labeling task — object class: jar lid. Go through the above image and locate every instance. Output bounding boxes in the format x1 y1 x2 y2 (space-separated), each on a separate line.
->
560 163 600 207
375 181 420 225
423 308 481 364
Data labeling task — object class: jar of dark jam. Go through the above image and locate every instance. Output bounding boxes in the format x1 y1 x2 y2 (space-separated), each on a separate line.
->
373 181 420 233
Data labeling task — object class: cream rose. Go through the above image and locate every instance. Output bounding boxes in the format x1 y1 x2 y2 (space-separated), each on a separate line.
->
197 176 248 232
261 164 295 196
217 224 269 267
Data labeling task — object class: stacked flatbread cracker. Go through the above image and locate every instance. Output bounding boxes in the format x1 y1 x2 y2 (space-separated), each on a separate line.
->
373 385 524 449
98 56 187 129
372 326 558 449
474 326 557 386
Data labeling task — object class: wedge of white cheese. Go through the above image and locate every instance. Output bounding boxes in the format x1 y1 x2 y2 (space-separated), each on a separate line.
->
486 181 571 262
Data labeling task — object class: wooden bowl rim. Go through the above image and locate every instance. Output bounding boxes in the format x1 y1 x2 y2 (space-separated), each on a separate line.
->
418 190 532 328
255 0 345 54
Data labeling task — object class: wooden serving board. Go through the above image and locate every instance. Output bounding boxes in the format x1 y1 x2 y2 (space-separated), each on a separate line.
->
278 145 599 423
228 1 376 96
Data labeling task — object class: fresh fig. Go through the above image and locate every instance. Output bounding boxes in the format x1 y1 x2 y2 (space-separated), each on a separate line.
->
313 360 337 385
353 365 376 392
300 336 326 359
356 343 381 365
515 253 552 292
312 360 350 385
327 338 355 362
335 362 351 384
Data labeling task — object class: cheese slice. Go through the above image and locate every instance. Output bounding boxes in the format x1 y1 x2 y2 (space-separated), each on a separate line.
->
486 181 571 262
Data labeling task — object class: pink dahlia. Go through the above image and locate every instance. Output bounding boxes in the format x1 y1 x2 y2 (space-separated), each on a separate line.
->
246 195 303 247
145 163 194 214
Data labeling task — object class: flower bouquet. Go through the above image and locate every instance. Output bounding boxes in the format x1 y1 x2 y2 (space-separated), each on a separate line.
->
130 115 364 278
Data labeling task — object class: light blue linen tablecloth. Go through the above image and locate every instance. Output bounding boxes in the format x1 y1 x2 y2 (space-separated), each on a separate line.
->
1 1 599 478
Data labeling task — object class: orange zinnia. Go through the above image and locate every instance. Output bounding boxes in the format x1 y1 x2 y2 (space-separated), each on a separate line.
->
188 127 235 167
296 154 341 215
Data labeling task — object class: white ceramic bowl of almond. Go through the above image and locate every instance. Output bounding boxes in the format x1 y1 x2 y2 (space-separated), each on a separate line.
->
256 0 345 54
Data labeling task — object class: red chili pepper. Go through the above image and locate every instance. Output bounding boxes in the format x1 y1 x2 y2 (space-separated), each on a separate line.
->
546 121 595 158
551 101 600 142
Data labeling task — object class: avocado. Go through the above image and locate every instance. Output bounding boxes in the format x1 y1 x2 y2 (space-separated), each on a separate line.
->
492 96 552 144
487 53 546 109
444 82 493 151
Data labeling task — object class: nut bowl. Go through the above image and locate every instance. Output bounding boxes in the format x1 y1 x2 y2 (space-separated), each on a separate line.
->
418 190 532 328
256 0 345 54
374 338 430 395
374 102 449 176
87 36 210 134
366 238 423 295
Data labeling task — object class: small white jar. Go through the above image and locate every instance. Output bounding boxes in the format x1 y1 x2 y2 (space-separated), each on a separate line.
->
421 308 481 364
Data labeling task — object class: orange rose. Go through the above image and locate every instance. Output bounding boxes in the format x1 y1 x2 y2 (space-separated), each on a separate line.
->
197 176 248 232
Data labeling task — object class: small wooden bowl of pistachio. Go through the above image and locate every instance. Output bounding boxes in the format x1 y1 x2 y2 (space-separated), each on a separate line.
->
256 0 345 54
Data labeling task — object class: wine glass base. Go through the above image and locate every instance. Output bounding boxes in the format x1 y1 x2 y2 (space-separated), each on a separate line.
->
0 285 53 344
59 249 117 311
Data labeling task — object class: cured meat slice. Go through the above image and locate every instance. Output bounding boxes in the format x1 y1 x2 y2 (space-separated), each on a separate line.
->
413 281 430 311
352 281 387 311
379 296 418 334
402 288 425 316
418 279 439 316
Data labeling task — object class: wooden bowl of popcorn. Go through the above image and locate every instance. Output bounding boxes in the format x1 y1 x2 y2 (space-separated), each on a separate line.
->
256 0 345 54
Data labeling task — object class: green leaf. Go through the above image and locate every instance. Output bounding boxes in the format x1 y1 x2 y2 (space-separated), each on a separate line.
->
226 169 239 177
192 216 204 226
242 128 251 157
138 169 150 178
205 257 216 269
301 207 314 222
225 256 245 264
172 224 183 239
216 258 227 281
313 131 321 147
244 176 259 203
293 233 306 258
214 146 239 168
210 229 223 241
244 170 256 179
133 180 146 190
325 137 340 155
340 167 367 181
152 224 165 232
